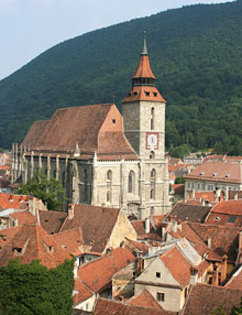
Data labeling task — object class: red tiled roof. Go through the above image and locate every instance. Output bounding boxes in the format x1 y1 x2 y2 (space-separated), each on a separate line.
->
74 278 93 305
195 191 217 203
184 161 242 184
0 226 20 248
189 222 240 263
0 193 29 210
225 266 242 290
160 246 192 287
169 202 211 223
122 86 165 103
205 212 242 227
9 211 37 226
21 120 49 148
39 210 67 234
210 200 242 216
172 184 184 195
60 204 121 253
93 297 175 315
78 247 135 293
129 289 163 310
133 55 156 79
0 223 71 269
182 283 242 315
125 238 149 254
52 228 83 256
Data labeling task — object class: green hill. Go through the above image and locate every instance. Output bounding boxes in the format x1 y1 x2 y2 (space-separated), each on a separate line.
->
0 0 241 155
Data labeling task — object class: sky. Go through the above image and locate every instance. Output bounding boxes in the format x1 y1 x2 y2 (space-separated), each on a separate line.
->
0 0 234 80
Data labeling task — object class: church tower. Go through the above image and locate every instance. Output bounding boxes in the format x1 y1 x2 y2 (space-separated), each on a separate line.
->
122 32 166 160
122 32 169 217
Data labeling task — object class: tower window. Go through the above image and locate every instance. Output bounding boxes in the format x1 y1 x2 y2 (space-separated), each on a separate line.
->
112 119 116 124
107 170 112 182
151 107 155 130
150 151 155 159
128 171 135 194
134 91 138 96
107 191 111 203
154 92 157 97
150 188 155 200
145 91 150 96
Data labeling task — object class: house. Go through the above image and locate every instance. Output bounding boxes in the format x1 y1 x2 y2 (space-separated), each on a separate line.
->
181 283 242 315
135 238 209 313
73 278 96 312
168 202 211 223
0 223 71 269
205 199 242 227
184 161 242 198
12 35 170 219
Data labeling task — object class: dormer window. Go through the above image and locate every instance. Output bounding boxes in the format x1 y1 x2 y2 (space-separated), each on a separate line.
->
199 172 204 176
154 92 157 97
112 119 116 124
47 246 54 253
212 173 217 177
13 247 22 254
128 92 132 96
215 216 220 221
134 91 138 96
225 174 230 178
145 91 150 96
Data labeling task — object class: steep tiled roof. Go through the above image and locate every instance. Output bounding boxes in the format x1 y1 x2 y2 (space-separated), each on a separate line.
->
21 120 49 147
182 283 242 315
169 202 211 223
22 104 139 161
169 222 208 256
60 204 120 253
172 184 184 195
122 86 165 103
125 238 149 254
209 200 242 216
0 193 29 210
160 246 192 287
9 211 37 225
39 210 67 234
94 297 175 315
133 54 156 79
0 223 71 268
129 289 163 310
52 228 83 256
73 278 94 305
189 222 240 263
78 247 135 293
184 161 242 184
0 226 20 248
225 265 242 290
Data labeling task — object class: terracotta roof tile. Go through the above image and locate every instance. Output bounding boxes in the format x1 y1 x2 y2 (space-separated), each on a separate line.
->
182 283 242 315
189 222 240 263
74 278 93 305
0 226 20 248
172 184 184 195
78 247 135 293
169 202 211 223
39 210 67 234
122 86 165 103
133 55 156 79
94 297 175 315
210 200 242 216
184 161 242 184
0 223 71 269
129 289 163 310
21 120 49 147
9 211 37 225
52 228 83 256
60 204 121 253
0 193 29 210
225 265 242 290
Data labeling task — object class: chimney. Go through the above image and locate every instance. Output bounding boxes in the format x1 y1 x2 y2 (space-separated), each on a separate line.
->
221 254 228 283
177 219 182 231
234 193 238 200
145 217 150 234
68 204 75 220
207 237 212 249
225 186 229 201
137 257 144 275
192 188 195 200
73 259 78 278
190 267 198 286
173 220 177 233
212 263 219 286
202 199 206 206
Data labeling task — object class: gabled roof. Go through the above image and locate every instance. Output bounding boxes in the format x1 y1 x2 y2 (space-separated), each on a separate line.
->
184 161 242 184
93 297 175 315
189 222 240 263
209 200 242 216
0 223 71 269
0 226 20 248
169 202 211 223
182 283 242 315
21 120 49 148
78 247 135 293
52 228 83 256
39 210 67 234
9 211 37 225
128 289 163 310
60 204 121 253
74 278 94 306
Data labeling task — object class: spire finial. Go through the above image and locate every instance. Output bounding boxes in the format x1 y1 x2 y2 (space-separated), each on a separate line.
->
141 29 148 55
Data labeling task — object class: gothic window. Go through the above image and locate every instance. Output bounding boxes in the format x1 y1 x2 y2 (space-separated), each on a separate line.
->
150 168 156 200
107 170 112 183
128 171 135 194
151 107 155 130
107 191 112 203
151 206 155 215
151 169 156 182
150 151 155 159
150 187 155 200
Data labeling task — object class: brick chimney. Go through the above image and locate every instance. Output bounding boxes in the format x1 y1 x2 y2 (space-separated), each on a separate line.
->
190 267 198 286
221 254 228 283
68 204 75 220
145 217 150 234
212 263 219 285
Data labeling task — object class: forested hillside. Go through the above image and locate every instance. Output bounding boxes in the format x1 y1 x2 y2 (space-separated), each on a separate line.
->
0 0 241 155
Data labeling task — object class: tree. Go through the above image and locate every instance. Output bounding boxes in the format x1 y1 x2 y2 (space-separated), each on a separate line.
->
231 297 242 315
0 259 74 315
18 170 66 210
175 176 185 184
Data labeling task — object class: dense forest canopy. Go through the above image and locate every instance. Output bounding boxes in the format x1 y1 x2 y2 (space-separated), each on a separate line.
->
0 0 241 155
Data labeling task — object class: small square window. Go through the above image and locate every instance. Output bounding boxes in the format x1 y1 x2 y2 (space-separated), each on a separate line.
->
157 292 165 301
112 119 116 124
156 272 161 278
154 92 157 97
145 91 150 96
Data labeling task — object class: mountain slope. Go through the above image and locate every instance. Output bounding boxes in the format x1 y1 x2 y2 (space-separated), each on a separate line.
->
0 0 241 154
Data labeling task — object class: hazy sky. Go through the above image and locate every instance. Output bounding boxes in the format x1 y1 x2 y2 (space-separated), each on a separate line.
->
0 0 233 80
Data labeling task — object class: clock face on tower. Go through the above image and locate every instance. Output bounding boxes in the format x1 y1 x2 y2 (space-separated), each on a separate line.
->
146 132 159 150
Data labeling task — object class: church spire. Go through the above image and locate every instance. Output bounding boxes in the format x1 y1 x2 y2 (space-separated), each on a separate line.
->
141 30 148 56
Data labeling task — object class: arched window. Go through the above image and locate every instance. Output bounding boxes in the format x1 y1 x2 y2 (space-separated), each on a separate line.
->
150 188 155 200
107 191 112 203
107 170 112 182
151 207 155 215
128 171 135 194
151 107 155 130
150 151 155 159
151 169 156 182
